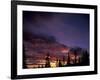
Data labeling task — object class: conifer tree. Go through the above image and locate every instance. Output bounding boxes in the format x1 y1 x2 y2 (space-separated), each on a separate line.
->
45 53 51 67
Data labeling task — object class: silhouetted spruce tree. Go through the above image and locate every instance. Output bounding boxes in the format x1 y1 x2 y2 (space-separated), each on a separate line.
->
45 53 51 67
78 56 81 64
62 56 66 66
74 49 77 64
23 44 27 68
71 48 77 64
58 60 62 67
56 59 59 67
71 47 83 64
81 50 89 65
67 52 70 65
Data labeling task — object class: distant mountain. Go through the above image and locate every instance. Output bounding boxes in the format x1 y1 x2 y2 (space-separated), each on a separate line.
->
23 32 89 66
23 32 69 65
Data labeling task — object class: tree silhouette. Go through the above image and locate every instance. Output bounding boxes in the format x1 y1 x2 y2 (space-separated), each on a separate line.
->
56 59 59 67
23 44 27 68
70 47 89 65
45 53 51 67
67 52 70 65
71 47 84 64
81 50 89 65
58 60 62 67
62 56 66 65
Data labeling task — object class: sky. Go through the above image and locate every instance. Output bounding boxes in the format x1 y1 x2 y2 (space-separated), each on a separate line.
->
23 11 89 51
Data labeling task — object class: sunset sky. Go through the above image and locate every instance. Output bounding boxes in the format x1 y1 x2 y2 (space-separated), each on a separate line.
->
23 11 89 51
